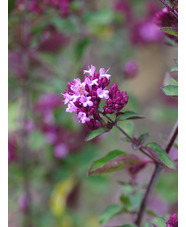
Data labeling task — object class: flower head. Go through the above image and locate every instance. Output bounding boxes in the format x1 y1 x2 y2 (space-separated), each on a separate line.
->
166 213 178 227
62 65 128 129
154 7 178 42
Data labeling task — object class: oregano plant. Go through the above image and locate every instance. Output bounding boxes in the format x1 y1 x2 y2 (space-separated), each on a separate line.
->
61 1 178 226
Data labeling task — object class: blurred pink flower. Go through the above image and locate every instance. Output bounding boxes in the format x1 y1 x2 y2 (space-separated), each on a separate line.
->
123 59 139 78
54 143 69 159
166 213 178 227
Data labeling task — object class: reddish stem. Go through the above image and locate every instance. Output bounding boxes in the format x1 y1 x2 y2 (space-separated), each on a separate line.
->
135 121 178 226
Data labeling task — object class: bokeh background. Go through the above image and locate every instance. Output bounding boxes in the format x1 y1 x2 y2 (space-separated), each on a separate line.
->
8 0 178 226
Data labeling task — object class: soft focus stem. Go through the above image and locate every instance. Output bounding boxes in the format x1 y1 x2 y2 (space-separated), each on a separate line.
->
114 123 157 162
135 121 178 226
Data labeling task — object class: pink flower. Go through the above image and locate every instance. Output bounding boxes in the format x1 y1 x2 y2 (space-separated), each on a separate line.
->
83 65 96 76
99 68 111 79
123 59 139 78
62 65 128 127
77 112 90 124
97 88 109 99
62 92 74 104
84 76 98 87
80 96 93 107
54 143 69 159
66 102 78 113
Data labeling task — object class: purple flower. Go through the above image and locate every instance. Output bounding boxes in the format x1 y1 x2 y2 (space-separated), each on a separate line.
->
34 93 61 111
66 102 78 113
80 96 93 107
62 65 128 127
154 7 178 42
19 194 29 213
166 213 178 227
123 59 139 78
130 19 163 45
24 119 35 132
97 88 109 99
38 25 68 53
54 143 69 159
99 68 111 79
83 65 96 76
103 84 129 114
77 112 90 124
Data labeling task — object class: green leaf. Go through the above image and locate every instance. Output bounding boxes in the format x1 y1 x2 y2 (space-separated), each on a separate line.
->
161 85 178 98
170 65 178 72
88 150 141 175
160 27 178 37
75 38 90 59
163 73 178 86
99 204 123 225
120 195 132 209
117 111 144 121
146 209 158 217
124 121 134 137
85 127 110 141
146 142 175 169
28 131 47 150
129 191 142 209
85 8 114 26
152 217 166 227
121 121 134 143
144 222 154 227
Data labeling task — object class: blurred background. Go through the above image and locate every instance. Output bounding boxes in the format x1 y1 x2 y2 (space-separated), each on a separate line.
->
8 0 178 226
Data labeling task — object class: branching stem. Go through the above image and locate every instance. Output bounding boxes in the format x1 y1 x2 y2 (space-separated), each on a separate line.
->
135 121 178 226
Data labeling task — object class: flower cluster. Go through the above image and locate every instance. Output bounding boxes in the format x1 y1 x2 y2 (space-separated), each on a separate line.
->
155 7 178 42
103 84 128 114
166 213 178 227
62 65 129 129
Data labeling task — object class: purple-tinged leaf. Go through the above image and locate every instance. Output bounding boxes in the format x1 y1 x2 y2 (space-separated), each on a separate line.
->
138 133 148 145
160 27 178 37
88 150 142 176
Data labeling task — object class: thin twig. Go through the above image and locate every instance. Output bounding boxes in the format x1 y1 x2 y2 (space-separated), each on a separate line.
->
135 121 178 226
114 123 157 162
